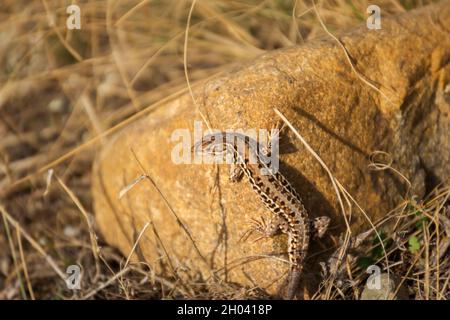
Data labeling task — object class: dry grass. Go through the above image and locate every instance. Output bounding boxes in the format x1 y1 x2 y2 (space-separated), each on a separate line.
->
0 0 446 300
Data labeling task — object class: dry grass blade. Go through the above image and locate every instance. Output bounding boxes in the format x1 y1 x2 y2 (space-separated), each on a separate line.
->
312 0 398 107
124 222 150 269
41 0 83 62
42 168 54 196
16 226 36 300
1 206 27 299
81 267 131 300
5 87 189 195
0 203 66 281
55 174 100 278
129 148 212 274
183 0 213 133
118 174 147 199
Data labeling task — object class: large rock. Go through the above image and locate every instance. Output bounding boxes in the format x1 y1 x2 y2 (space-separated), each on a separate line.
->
92 2 450 297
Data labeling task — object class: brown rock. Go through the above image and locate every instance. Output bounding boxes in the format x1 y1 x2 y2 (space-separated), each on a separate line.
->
360 273 409 300
92 2 450 297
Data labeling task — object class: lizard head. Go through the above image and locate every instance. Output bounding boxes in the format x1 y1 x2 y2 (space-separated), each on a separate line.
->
192 132 229 156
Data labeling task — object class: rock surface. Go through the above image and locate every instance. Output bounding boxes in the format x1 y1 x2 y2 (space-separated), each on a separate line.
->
360 273 409 300
92 2 450 297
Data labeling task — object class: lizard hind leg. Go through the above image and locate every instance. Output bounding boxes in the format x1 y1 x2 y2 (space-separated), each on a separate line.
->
311 216 331 238
240 214 287 243
229 162 244 182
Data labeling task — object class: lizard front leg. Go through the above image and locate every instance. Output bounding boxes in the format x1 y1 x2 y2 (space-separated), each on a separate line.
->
311 216 330 238
262 120 285 157
241 214 289 243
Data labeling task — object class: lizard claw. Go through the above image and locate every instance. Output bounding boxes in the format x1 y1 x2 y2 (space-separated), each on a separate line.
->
240 215 280 244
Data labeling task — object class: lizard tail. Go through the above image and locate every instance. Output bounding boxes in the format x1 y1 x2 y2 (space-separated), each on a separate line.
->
286 266 302 300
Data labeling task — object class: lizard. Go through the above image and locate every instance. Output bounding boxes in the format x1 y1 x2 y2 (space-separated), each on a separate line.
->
193 130 330 299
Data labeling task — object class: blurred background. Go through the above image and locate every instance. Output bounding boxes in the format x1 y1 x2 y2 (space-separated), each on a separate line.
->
0 0 438 299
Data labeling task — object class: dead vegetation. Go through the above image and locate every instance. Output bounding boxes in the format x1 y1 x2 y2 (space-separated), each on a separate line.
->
0 0 447 299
